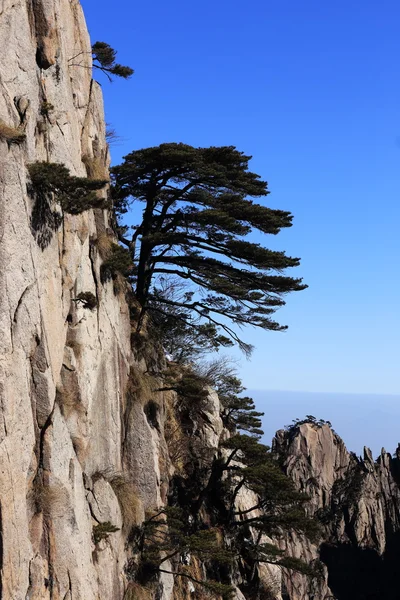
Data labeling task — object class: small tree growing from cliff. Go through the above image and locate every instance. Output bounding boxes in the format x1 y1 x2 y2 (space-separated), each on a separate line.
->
198 359 264 436
27 162 108 249
92 42 134 80
111 143 306 354
187 432 321 583
129 507 234 599
68 42 134 82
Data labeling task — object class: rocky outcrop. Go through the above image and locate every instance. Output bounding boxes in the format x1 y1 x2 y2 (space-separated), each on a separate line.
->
0 1 145 598
2 2 400 600
274 423 400 600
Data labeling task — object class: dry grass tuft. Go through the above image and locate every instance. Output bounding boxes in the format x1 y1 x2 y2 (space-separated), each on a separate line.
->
65 337 83 359
56 381 86 419
259 574 281 600
127 367 156 407
93 232 113 259
34 481 70 519
172 575 188 600
70 435 88 464
107 472 144 529
164 392 188 473
0 120 26 144
113 272 128 296
82 154 110 181
124 582 153 600
187 556 204 585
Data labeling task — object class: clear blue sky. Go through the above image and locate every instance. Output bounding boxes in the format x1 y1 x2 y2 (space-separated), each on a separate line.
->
81 0 400 452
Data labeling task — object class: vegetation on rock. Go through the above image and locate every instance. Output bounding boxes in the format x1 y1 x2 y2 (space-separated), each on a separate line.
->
146 279 234 363
92 42 134 80
285 415 334 434
93 521 120 544
100 242 134 284
128 507 234 599
0 119 26 144
27 162 108 248
40 101 54 117
200 359 264 436
155 362 323 595
111 142 306 354
75 291 98 311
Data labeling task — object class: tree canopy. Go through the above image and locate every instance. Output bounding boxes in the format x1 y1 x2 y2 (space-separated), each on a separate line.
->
27 162 108 249
111 142 306 354
91 42 134 80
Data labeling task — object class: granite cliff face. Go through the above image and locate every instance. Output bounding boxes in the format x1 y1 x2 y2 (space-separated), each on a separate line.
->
1 2 400 600
274 423 400 600
0 1 139 597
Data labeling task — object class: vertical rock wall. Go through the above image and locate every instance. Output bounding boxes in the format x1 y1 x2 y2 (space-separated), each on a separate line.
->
0 2 141 597
2 3 400 600
274 423 400 600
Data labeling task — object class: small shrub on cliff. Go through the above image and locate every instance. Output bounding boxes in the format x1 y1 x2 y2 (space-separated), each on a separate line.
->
27 162 108 248
100 243 134 284
28 162 108 214
285 415 334 435
106 123 123 146
40 101 54 117
0 119 26 144
93 521 119 544
75 291 98 310
92 42 134 80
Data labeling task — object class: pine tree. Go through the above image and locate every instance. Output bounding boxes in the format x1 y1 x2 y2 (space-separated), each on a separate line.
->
190 433 321 580
220 435 321 556
92 42 134 80
130 507 234 599
111 143 306 354
27 162 108 249
149 279 233 362
200 360 264 436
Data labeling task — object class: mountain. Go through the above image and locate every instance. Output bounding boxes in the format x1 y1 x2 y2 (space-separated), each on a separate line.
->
1 2 399 599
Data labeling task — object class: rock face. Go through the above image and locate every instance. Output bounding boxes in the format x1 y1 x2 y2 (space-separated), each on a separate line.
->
2 2 400 600
0 1 135 598
274 423 400 600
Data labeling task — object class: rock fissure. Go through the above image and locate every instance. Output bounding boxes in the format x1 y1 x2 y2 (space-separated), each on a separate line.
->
1 2 399 599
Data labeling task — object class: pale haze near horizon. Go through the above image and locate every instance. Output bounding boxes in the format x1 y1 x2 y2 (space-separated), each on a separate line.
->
250 389 400 457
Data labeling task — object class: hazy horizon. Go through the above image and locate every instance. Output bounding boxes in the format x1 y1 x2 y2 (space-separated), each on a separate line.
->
249 389 400 458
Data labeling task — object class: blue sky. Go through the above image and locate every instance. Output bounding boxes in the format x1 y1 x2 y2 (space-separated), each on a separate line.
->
81 0 400 452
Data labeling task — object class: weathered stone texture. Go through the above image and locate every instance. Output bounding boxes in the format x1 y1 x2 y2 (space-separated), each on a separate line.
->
274 424 400 599
2 2 400 600
0 1 133 598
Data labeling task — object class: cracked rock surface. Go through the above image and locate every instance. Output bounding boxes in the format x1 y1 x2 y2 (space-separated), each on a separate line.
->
2 3 400 600
0 1 132 597
274 423 400 600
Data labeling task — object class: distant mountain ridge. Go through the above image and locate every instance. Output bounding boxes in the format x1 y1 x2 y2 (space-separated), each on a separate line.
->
274 421 400 600
248 388 400 456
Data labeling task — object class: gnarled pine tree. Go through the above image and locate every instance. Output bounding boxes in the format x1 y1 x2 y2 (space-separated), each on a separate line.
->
92 42 134 80
112 143 306 354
